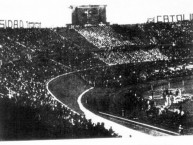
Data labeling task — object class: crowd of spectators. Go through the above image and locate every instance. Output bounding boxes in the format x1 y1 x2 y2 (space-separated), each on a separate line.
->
75 21 193 134
53 47 105 70
0 19 193 138
95 48 168 65
0 28 62 65
142 21 193 45
0 28 106 70
74 21 192 66
76 21 193 48
0 57 119 140
0 30 22 63
71 21 193 88
75 26 132 49
0 28 119 140
79 57 193 89
112 20 193 46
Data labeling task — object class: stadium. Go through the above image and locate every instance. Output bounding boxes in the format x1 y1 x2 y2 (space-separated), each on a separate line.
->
0 3 193 141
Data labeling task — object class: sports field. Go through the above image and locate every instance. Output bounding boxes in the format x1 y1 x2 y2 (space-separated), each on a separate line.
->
82 76 193 135
143 77 193 134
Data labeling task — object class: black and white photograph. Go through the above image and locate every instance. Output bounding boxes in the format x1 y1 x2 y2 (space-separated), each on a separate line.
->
0 0 192 144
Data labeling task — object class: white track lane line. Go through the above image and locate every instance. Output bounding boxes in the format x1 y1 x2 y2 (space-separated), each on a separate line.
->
46 66 155 138
99 112 179 135
77 87 152 138
46 71 80 115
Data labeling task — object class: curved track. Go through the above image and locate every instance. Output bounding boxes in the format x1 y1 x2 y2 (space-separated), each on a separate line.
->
46 71 152 138
77 87 152 138
46 71 80 115
47 70 180 138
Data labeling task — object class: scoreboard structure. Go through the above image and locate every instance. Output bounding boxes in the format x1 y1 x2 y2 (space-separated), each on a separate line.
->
69 5 107 25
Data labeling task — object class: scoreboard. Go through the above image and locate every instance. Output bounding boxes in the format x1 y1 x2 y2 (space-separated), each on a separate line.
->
70 5 107 25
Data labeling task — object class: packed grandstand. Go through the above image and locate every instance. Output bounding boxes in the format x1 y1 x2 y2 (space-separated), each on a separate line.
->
0 20 193 140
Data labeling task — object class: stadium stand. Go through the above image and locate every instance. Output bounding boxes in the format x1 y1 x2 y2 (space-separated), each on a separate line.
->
75 26 132 49
0 19 193 138
0 28 119 140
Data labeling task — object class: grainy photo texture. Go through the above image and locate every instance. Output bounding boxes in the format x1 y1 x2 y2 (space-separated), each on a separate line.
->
0 0 193 142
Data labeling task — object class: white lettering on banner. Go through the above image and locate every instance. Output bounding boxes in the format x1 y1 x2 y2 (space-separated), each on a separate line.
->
176 15 182 22
147 13 193 23
163 15 169 23
0 20 41 28
26 21 41 28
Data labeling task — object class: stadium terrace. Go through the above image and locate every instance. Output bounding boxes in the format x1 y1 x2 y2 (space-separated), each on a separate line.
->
1 4 193 140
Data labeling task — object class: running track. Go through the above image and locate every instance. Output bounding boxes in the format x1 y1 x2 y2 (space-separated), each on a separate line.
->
46 71 153 138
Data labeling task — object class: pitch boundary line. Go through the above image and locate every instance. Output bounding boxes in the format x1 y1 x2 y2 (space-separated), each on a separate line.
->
99 112 179 135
